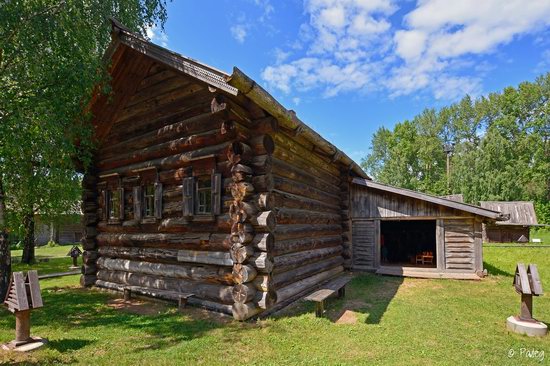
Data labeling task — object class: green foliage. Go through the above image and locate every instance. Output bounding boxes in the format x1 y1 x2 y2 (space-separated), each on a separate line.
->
47 240 59 248
364 73 550 223
0 0 168 231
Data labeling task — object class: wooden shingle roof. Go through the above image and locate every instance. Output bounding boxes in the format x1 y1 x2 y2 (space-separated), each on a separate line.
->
479 201 538 226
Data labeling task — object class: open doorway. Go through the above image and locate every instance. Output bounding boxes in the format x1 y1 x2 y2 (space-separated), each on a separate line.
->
380 220 436 268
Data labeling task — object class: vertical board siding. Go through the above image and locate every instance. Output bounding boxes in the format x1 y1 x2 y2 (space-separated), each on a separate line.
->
444 219 475 271
352 220 375 269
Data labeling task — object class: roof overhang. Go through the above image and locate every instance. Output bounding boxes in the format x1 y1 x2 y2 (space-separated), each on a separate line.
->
352 178 507 221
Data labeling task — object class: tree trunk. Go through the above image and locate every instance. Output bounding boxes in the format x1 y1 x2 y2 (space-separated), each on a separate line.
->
21 211 35 264
0 177 10 300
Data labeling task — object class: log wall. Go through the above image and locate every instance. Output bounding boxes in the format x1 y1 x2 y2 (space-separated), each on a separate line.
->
83 58 276 316
268 128 345 309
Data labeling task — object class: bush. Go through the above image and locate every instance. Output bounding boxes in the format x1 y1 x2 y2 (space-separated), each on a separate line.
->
47 240 59 247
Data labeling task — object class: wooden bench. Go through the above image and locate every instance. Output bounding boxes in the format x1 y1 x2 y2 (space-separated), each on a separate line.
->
304 275 353 317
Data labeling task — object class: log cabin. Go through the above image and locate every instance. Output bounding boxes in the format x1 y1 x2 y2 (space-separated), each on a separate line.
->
480 201 539 243
80 20 506 320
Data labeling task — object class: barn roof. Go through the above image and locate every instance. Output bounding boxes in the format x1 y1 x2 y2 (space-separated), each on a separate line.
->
353 179 507 220
96 19 369 180
479 201 539 226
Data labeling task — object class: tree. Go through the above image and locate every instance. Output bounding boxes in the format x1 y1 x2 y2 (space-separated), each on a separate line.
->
0 1 168 297
364 73 550 223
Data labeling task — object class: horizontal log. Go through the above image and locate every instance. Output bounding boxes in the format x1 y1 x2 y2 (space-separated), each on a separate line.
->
97 269 234 304
249 134 274 156
272 189 340 214
97 257 233 285
272 158 340 196
255 289 277 310
251 233 274 252
274 175 340 205
273 246 342 274
232 264 257 284
98 128 233 171
232 302 262 321
249 211 276 232
273 236 342 256
251 155 272 175
177 250 233 266
229 243 254 264
100 141 230 176
272 256 343 290
95 279 234 315
252 274 271 292
97 232 229 250
252 174 274 192
276 208 340 225
250 252 274 273
274 224 342 241
275 266 343 304
232 283 257 303
227 141 252 165
99 246 179 262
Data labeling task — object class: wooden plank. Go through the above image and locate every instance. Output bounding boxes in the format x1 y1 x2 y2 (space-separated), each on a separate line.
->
12 272 29 311
436 219 445 271
177 250 233 266
528 264 543 295
26 270 43 308
517 263 531 295
304 288 335 302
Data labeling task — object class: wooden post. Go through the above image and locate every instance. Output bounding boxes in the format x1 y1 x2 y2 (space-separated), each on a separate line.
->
519 293 533 321
123 288 131 302
14 310 31 344
436 219 445 272
373 219 381 269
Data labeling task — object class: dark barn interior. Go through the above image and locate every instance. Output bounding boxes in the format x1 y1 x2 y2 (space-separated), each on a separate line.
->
380 220 437 267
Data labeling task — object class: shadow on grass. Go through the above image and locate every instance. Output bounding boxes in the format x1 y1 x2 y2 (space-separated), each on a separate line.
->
273 273 404 325
47 339 94 352
0 286 226 354
484 261 513 277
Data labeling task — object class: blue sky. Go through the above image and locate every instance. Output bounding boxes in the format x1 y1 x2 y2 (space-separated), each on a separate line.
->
146 0 550 162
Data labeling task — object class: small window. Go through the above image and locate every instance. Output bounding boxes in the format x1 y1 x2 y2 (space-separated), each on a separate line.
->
108 189 121 220
195 177 212 214
143 184 155 217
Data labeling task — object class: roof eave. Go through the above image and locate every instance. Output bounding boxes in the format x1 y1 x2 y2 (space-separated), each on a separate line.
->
225 67 370 180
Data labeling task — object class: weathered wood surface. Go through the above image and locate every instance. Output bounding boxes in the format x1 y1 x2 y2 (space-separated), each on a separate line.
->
97 257 233 284
275 266 343 304
95 280 233 315
350 184 474 219
97 269 234 304
351 220 375 270
444 219 475 271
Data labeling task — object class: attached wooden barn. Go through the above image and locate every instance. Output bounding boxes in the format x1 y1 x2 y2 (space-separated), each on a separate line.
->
80 20 506 320
350 181 504 279
480 201 539 243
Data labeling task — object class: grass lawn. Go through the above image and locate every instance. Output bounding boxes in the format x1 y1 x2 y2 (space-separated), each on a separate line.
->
0 247 549 365
11 243 82 276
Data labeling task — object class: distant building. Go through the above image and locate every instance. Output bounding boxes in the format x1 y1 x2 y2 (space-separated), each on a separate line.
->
479 201 538 243
35 214 83 245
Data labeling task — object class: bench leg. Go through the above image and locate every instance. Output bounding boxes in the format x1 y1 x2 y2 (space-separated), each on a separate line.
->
123 288 131 302
315 301 325 317
178 297 188 310
337 286 346 299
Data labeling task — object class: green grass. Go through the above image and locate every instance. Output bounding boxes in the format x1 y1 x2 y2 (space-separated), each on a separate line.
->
11 243 82 276
1 247 549 365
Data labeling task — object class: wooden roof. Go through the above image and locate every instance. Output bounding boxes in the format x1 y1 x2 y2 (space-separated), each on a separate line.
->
353 179 506 220
90 19 369 180
480 201 538 226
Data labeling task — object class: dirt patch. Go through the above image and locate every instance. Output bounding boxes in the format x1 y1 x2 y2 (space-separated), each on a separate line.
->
107 298 169 316
335 309 359 324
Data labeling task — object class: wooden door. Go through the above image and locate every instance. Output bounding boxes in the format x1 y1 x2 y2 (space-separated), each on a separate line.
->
352 220 375 270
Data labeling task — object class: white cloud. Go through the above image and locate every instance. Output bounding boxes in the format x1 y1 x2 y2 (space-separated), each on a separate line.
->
231 24 248 43
146 25 168 47
261 0 550 101
292 97 301 105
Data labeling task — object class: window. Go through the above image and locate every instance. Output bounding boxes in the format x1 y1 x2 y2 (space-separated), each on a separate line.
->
108 189 121 220
195 177 212 214
143 184 156 217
